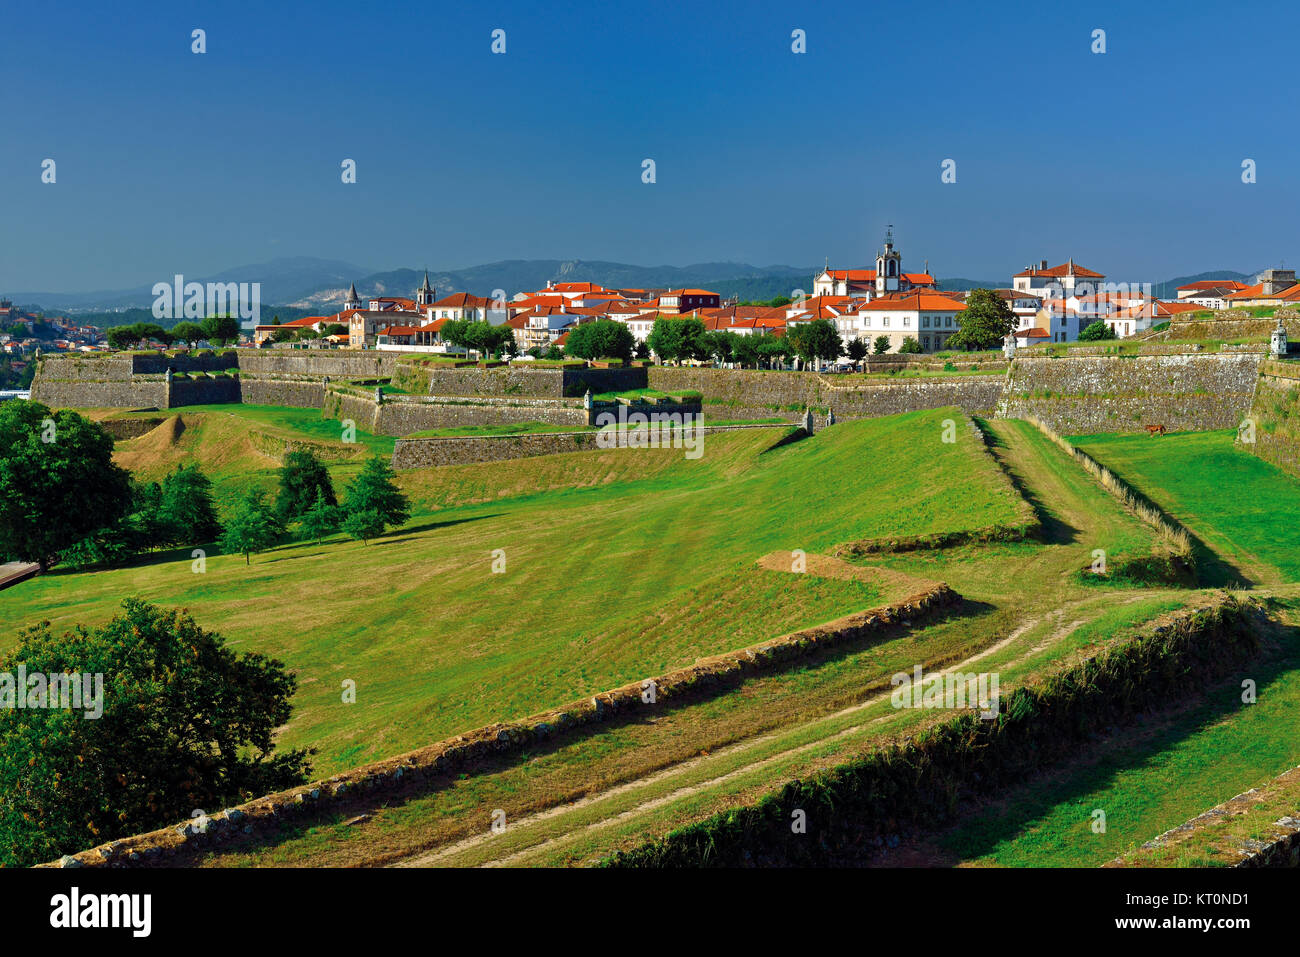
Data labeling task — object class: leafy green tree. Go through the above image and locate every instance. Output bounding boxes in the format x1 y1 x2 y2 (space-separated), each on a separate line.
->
757 334 792 368
646 316 705 364
700 329 739 365
343 457 409 534
105 326 136 351
159 463 222 545
0 401 132 570
298 489 341 544
271 327 295 343
219 490 284 564
846 338 868 362
898 336 924 354
564 319 635 362
202 315 241 347
787 318 843 368
949 289 1016 351
322 323 349 338
341 508 385 544
275 450 337 522
0 598 311 867
170 322 207 348
872 335 891 355
1079 320 1117 341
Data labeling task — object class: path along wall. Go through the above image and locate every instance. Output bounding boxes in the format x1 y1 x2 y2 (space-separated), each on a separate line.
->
997 348 1265 433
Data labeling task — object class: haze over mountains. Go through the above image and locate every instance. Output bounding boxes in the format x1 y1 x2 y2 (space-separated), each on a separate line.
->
7 256 1259 314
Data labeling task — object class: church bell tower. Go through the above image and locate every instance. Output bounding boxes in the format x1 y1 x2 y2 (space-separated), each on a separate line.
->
876 225 901 294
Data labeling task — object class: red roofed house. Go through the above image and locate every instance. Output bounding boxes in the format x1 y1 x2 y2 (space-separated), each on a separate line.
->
656 289 720 315
837 291 967 353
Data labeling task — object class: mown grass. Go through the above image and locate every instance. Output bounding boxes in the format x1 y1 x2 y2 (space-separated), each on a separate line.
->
2 408 1021 778
939 606 1300 867
1071 429 1300 585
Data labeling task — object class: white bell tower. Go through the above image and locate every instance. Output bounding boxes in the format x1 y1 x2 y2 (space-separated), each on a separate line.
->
876 225 901 294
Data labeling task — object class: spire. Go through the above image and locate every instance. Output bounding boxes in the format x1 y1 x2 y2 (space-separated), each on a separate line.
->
420 270 433 293
347 282 359 300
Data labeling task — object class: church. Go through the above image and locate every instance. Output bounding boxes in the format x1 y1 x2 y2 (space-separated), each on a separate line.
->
812 228 938 300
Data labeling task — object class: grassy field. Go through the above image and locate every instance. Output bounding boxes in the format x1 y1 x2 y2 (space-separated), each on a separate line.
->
936 600 1300 867
1071 429 1300 585
2 407 1022 780
188 412 1187 867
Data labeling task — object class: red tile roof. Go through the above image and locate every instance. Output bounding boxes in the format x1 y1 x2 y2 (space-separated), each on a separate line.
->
1013 261 1105 279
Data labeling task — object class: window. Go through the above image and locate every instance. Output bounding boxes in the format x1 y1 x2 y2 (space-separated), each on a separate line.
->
882 317 890 328
903 317 910 327
922 316 930 328
922 335 930 350
946 315 953 328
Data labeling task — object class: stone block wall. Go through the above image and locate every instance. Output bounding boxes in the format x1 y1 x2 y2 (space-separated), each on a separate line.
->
1243 360 1300 477
239 376 327 408
998 351 1264 433
394 362 647 399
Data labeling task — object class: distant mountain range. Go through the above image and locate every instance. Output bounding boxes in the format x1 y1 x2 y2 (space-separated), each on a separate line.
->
6 257 1268 318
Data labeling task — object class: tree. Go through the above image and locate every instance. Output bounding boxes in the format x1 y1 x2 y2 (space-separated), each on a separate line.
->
787 318 843 368
898 336 924 354
646 316 705 364
341 508 385 544
105 326 135 351
202 315 241 347
872 335 891 355
219 490 284 564
846 338 868 362
700 329 739 365
159 463 222 545
323 323 349 338
949 289 1016 351
170 322 206 348
0 598 311 867
275 450 336 523
271 327 295 343
757 334 792 369
564 319 635 362
0 401 132 570
298 489 341 544
1079 320 1117 341
342 456 409 535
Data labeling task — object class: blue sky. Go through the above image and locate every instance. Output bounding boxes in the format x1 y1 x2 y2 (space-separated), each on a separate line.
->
3 0 1298 292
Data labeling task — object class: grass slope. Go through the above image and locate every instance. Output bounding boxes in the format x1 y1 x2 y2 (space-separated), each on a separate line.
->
2 407 1020 779
1071 429 1300 585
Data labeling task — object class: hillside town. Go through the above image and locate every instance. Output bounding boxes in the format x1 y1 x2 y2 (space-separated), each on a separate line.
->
6 234 1298 369
238 233 1299 359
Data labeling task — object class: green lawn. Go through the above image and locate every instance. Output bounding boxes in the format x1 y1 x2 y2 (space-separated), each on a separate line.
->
1071 430 1300 585
940 608 1300 867
162 403 395 457
2 407 1024 778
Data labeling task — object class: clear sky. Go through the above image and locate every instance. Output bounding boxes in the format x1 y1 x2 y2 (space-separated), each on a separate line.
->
3 0 1298 292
